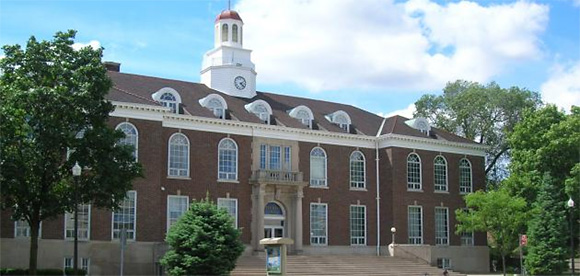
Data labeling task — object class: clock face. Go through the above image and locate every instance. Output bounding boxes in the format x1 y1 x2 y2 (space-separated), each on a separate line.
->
234 76 247 90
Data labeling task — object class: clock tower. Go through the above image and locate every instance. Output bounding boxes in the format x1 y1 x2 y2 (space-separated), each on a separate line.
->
200 10 257 98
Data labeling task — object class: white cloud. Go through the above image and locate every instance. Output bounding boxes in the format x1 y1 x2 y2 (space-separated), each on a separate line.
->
236 0 548 92
378 103 416 119
72 40 101 51
540 61 580 112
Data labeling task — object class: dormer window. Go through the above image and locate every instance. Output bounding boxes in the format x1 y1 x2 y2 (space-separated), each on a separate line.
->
152 87 182 114
405 117 431 135
288 105 314 129
326 110 351 132
199 94 228 119
245 100 272 124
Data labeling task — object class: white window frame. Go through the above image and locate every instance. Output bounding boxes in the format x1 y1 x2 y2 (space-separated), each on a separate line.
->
349 151 366 190
81 258 90 274
167 195 189 232
152 87 182 114
245 100 273 125
168 133 190 177
459 158 473 194
217 198 238 228
64 203 91 240
407 153 422 191
218 138 238 181
350 205 366 246
64 257 90 274
435 207 449 245
310 203 328 246
199 94 228 119
14 220 42 238
326 110 351 133
434 155 448 192
115 122 138 161
437 258 451 269
111 190 137 241
260 144 291 172
408 205 423 244
310 147 327 187
461 231 474 246
288 105 314 129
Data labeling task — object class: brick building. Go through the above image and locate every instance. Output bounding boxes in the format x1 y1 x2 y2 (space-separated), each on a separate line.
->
1 9 489 275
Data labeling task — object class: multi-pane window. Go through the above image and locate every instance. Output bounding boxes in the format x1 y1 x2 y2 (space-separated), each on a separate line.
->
435 207 449 245
232 24 239 42
221 24 228 42
434 156 448 192
260 144 291 171
437 258 451 269
310 147 327 187
333 114 350 132
112 191 136 241
65 204 91 240
217 198 238 228
310 203 327 245
64 258 90 274
461 231 474 246
207 98 225 119
167 195 189 231
160 92 178 113
350 205 366 245
14 220 41 238
350 151 365 189
218 138 238 180
252 104 270 124
459 159 472 194
168 133 189 177
408 206 423 244
116 122 138 160
295 109 312 128
407 153 421 190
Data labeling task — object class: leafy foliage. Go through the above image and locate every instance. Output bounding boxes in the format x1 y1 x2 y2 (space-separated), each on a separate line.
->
0 30 142 273
415 80 542 185
456 189 529 275
525 174 569 275
161 197 244 276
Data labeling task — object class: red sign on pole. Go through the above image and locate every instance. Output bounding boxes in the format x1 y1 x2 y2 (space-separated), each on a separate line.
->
520 234 528 246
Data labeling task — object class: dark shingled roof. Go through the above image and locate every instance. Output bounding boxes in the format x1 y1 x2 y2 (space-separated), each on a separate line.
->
106 71 478 145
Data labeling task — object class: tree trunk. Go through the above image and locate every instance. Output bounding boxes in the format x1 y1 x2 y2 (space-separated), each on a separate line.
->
502 253 506 276
29 218 40 275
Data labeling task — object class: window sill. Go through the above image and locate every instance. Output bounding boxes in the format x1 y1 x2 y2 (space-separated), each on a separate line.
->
65 238 90 242
434 190 449 194
309 186 329 189
310 244 328 247
350 188 367 192
167 176 191 180
217 179 240 184
407 189 424 193
350 244 367 247
459 191 472 195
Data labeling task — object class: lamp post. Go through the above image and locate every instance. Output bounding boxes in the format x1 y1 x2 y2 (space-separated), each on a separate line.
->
389 227 396 257
72 162 81 275
568 197 575 276
391 227 396 245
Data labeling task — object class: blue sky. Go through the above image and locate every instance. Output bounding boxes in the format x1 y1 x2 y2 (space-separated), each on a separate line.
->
1 0 579 117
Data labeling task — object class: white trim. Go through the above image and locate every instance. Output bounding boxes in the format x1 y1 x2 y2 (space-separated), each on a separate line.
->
168 132 190 177
379 134 486 157
435 207 449 246
167 195 190 232
217 138 238 181
244 100 272 124
199 93 228 119
309 202 328 246
288 105 314 128
111 190 137 241
115 122 139 161
309 146 328 187
64 203 91 241
349 151 366 189
14 220 42 239
407 205 423 245
217 197 238 228
349 204 367 246
152 87 182 103
459 158 473 194
407 153 422 191
433 155 448 192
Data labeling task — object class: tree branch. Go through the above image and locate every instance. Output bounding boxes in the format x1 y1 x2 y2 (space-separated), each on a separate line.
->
485 146 509 175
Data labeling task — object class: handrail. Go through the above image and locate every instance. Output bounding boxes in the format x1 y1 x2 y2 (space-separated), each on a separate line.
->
251 170 303 183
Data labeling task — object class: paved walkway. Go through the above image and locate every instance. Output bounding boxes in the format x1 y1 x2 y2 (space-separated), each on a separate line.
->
232 254 466 276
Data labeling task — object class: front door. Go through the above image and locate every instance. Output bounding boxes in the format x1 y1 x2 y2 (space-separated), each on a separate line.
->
264 226 284 238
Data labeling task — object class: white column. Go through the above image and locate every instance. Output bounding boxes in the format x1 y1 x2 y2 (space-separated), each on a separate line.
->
294 186 304 253
255 184 265 251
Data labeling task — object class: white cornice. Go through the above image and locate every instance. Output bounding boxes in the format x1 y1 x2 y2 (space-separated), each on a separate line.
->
111 102 487 156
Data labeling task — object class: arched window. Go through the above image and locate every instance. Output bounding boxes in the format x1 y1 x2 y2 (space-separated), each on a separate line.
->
245 100 273 124
222 24 229 42
232 24 238 42
199 94 227 119
310 147 327 187
218 138 237 180
116 122 138 160
264 202 284 217
160 93 178 113
434 156 448 192
168 133 189 177
289 105 313 129
350 151 365 189
326 110 351 132
407 153 421 190
459 159 472 194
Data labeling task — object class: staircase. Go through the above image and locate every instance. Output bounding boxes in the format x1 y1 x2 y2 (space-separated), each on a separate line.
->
232 255 465 276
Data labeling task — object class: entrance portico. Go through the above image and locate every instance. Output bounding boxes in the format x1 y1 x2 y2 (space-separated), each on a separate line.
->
250 171 307 254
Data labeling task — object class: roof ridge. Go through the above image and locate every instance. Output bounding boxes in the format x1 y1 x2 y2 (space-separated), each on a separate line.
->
390 116 398 134
113 86 160 105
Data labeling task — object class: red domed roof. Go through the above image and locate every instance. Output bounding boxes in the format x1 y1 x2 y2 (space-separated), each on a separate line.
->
215 10 243 23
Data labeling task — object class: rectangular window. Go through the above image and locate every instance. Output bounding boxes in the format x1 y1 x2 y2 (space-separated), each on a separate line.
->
310 203 327 245
82 258 90 274
260 144 267 170
269 146 281 170
408 206 423 244
65 204 91 240
350 205 366 245
64 257 90 274
64 257 72 270
14 220 41 238
437 258 451 269
167 196 189 231
283 146 292 171
112 191 136 241
435 207 449 245
461 231 474 246
217 198 238 228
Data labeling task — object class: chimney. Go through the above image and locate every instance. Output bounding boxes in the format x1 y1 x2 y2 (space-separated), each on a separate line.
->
103 61 121 72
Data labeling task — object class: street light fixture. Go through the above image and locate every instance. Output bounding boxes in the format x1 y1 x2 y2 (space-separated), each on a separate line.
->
568 198 576 276
72 162 81 275
391 227 397 245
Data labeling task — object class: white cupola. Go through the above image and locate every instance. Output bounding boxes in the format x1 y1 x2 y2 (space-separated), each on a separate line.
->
200 10 257 99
